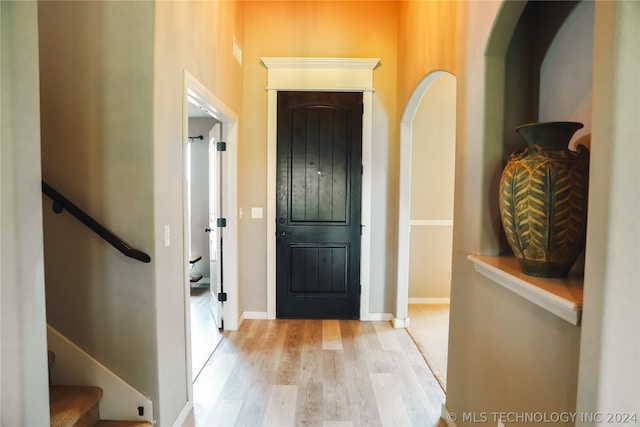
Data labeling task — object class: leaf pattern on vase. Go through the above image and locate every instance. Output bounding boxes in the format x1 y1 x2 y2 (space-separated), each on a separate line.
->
499 131 589 277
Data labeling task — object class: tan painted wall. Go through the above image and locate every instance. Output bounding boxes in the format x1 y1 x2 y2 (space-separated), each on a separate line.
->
38 0 158 412
23 1 637 424
446 1 638 424
1 2 50 424
241 1 398 313
38 1 245 423
577 0 640 420
153 1 244 423
409 73 456 299
446 1 584 423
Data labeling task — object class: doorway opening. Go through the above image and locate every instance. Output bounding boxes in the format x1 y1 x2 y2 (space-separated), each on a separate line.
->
182 71 239 402
396 71 457 391
186 113 224 380
275 91 363 319
261 57 379 321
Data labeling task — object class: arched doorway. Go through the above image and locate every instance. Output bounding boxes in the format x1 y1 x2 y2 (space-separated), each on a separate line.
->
396 71 456 390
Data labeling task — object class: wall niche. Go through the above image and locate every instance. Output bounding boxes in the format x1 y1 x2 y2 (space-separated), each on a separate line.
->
471 0 594 325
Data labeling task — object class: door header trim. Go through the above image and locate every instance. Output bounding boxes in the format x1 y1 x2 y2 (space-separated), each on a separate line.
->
262 57 380 92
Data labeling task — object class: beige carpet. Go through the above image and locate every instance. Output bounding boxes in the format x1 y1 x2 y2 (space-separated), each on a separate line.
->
407 304 449 391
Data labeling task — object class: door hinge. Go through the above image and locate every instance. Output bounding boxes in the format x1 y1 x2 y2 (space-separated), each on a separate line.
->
217 292 227 302
216 141 227 151
217 218 227 227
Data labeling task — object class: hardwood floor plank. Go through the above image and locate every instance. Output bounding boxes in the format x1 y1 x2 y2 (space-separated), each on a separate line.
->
388 350 443 425
322 349 348 422
190 287 224 380
339 321 384 426
264 384 298 427
202 399 243 427
372 321 403 351
322 319 343 350
297 320 324 426
369 372 412 426
220 321 282 426
185 319 447 427
276 320 305 385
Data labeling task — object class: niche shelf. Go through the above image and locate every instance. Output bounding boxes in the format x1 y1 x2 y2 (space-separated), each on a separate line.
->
468 255 583 325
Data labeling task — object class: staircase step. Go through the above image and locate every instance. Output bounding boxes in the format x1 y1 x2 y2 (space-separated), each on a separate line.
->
49 385 102 427
96 421 153 427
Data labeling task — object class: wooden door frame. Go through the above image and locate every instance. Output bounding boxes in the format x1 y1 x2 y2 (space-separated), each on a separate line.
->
262 57 379 320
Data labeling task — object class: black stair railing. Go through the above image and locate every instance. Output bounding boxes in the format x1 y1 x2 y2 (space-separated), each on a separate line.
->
42 181 151 263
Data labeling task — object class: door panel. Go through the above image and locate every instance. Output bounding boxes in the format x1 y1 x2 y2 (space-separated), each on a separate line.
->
209 123 223 329
276 91 362 319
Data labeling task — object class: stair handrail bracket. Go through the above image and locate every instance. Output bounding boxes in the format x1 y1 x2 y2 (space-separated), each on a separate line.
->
41 181 151 263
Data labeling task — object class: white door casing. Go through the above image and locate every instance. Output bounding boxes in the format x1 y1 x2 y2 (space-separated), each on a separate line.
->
261 57 379 320
183 73 239 332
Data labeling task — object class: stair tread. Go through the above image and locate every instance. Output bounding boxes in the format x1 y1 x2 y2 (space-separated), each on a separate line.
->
49 385 103 427
96 421 153 427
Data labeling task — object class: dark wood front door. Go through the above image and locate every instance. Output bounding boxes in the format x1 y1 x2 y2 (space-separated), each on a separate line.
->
276 91 363 319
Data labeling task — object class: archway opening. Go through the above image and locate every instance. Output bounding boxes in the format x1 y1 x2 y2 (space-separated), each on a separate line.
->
396 70 456 391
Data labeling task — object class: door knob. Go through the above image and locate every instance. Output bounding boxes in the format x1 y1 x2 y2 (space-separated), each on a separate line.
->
279 231 286 237
205 227 213 233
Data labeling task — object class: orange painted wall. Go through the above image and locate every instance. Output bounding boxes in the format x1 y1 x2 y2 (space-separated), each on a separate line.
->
397 0 460 114
240 1 399 312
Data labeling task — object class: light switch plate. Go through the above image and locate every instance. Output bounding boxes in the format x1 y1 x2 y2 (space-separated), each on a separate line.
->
164 225 170 247
251 207 263 219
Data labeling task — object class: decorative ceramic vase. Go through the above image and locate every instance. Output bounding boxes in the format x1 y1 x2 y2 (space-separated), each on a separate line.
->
499 121 589 278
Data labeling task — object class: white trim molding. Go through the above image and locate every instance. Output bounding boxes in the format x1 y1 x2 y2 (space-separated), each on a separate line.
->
47 326 154 423
408 297 451 304
409 219 454 227
261 57 379 91
183 71 240 332
262 57 380 321
395 71 450 323
392 316 410 328
242 311 268 320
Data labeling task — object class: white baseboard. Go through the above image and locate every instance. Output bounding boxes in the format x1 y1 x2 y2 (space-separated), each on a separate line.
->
360 312 393 322
239 312 395 322
441 404 458 427
408 297 451 304
392 317 410 328
241 311 268 320
47 325 153 423
172 401 192 427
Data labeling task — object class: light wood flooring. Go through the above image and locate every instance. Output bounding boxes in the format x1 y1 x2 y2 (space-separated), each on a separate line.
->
183 319 447 427
190 286 224 381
